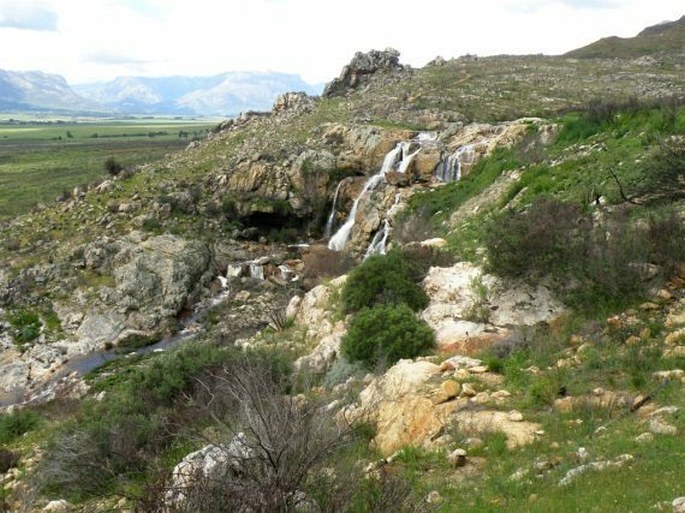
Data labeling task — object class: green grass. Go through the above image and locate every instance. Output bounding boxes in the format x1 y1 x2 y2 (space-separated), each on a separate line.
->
0 119 214 219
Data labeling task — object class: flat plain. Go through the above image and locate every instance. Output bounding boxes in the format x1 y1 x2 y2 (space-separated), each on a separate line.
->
0 117 216 220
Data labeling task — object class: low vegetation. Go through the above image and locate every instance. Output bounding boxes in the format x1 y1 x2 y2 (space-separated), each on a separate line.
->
342 303 435 370
341 249 430 314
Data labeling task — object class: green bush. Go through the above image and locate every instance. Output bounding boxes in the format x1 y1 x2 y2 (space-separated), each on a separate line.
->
483 196 680 310
103 156 123 176
0 410 41 445
636 138 685 200
484 196 582 280
341 250 429 314
341 304 435 369
7 309 42 347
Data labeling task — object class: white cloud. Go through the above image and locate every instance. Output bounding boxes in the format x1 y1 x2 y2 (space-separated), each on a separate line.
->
0 0 58 31
0 0 682 84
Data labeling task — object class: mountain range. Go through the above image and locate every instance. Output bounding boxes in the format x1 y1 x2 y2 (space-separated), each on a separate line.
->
0 70 322 116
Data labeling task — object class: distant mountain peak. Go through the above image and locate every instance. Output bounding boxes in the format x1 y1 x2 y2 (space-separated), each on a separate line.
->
73 72 323 116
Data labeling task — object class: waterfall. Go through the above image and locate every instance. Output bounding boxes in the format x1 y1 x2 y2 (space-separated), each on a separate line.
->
363 193 402 259
324 179 347 238
435 145 474 182
364 220 390 259
328 136 427 252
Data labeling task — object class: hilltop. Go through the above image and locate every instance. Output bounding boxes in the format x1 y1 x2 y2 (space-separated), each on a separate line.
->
566 15 685 59
0 18 684 513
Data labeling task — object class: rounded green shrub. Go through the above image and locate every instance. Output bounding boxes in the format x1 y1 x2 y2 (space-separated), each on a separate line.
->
341 303 435 369
341 250 429 314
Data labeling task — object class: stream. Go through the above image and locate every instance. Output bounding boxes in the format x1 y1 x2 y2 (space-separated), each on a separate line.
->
0 287 232 409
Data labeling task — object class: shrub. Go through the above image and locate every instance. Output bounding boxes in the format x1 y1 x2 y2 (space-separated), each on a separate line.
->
636 138 685 200
40 343 289 500
341 250 429 314
0 449 19 473
0 410 41 445
341 304 435 369
7 309 42 347
103 157 123 176
484 196 583 280
646 206 685 277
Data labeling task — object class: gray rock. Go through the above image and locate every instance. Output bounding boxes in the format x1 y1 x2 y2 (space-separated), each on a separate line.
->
324 48 402 97
113 234 212 320
74 311 127 354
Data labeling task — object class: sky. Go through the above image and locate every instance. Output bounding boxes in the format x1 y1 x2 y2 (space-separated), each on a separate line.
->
0 0 682 85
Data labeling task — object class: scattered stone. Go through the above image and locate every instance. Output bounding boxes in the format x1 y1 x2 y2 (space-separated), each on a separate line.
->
507 410 524 422
665 329 685 345
575 447 590 462
558 454 634 486
649 417 677 435
664 346 685 358
436 380 461 403
625 335 642 346
673 497 685 513
653 369 684 381
472 392 491 404
635 432 654 443
42 500 72 513
448 448 467 468
425 490 443 505
440 355 483 371
510 467 530 481
461 383 477 397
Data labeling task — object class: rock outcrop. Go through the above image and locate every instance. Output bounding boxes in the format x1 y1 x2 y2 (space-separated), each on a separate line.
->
421 262 565 353
324 48 403 97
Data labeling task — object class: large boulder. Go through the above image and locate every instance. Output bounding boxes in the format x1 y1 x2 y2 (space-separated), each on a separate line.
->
324 48 403 97
165 434 252 510
290 275 347 374
113 234 212 321
421 262 565 353
343 359 457 456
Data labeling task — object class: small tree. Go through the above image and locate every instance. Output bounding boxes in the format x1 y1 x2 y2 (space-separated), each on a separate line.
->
162 356 356 512
342 304 435 370
637 138 685 200
104 156 123 176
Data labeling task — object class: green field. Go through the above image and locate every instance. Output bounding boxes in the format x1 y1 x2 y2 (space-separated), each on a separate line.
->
0 118 218 220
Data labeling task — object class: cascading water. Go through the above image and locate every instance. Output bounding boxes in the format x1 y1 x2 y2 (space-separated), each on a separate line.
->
364 192 402 259
324 178 347 238
435 145 474 183
364 220 390 259
328 135 429 252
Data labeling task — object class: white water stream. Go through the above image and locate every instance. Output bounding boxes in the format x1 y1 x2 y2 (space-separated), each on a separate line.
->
434 144 474 182
327 135 431 252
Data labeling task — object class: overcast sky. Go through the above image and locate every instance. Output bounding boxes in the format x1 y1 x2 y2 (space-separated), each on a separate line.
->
0 0 682 85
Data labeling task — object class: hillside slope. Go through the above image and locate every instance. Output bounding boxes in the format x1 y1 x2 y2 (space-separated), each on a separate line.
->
0 23 684 511
566 15 685 59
